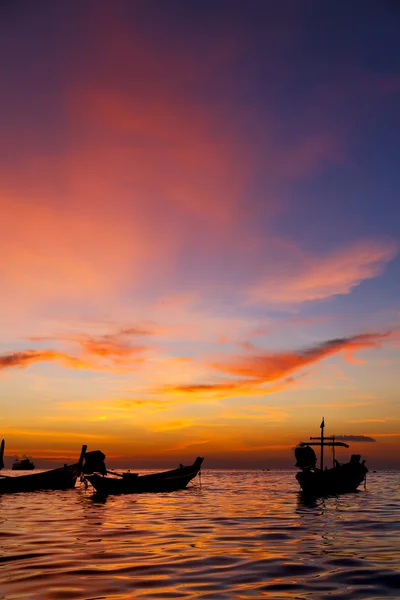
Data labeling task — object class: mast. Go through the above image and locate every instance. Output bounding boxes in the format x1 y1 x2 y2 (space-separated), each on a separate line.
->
0 439 4 471
309 417 326 470
305 419 349 470
320 417 324 470
78 445 87 468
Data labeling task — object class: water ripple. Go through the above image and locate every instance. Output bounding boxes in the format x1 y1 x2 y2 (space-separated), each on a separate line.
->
0 470 399 599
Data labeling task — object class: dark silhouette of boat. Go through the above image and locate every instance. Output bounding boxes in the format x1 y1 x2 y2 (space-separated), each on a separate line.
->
295 419 368 496
12 456 35 470
85 456 204 495
0 443 103 493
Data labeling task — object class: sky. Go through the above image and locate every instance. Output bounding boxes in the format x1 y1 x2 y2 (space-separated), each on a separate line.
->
0 0 399 469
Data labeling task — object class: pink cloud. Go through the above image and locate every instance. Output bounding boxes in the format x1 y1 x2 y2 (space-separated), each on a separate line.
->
250 239 398 304
1 7 399 337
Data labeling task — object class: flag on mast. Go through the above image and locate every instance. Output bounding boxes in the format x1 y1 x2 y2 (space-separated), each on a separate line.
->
320 417 325 429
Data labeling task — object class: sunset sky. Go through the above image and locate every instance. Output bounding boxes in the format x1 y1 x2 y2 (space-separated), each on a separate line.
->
1 1 399 469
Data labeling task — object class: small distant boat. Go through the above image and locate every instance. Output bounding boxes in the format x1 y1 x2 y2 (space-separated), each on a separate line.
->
0 443 104 494
84 457 204 495
295 419 368 496
12 456 35 471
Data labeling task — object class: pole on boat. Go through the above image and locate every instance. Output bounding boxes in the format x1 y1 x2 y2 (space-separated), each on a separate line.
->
78 445 87 467
307 422 349 471
0 439 4 470
320 417 324 471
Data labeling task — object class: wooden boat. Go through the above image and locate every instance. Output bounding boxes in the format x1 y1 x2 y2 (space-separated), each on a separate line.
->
0 444 88 493
12 456 35 470
85 456 204 495
295 419 368 496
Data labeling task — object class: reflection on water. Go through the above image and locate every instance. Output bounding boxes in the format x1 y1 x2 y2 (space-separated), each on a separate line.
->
0 470 399 599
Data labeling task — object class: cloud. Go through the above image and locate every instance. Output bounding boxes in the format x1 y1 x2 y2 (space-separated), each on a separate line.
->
69 333 147 360
213 331 390 381
334 435 376 443
0 350 87 371
29 330 150 359
0 327 153 373
218 406 290 423
2 427 113 441
297 402 376 408
150 419 195 433
370 432 400 438
160 439 210 453
347 419 386 423
250 239 398 305
164 376 299 400
168 331 392 398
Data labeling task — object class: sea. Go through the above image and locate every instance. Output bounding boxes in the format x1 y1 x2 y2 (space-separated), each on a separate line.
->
0 469 399 600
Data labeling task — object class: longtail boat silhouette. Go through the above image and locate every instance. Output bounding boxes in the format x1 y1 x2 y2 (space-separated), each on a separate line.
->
295 419 368 495
84 456 204 495
0 442 104 494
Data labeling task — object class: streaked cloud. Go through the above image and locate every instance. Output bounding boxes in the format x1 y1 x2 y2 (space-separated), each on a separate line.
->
335 434 376 443
150 419 195 433
0 350 87 371
347 419 387 423
218 406 290 423
169 331 392 398
250 239 398 305
2 427 113 441
29 328 152 358
296 402 377 408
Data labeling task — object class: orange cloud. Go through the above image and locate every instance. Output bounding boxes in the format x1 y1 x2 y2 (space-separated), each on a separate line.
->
168 331 392 398
347 419 386 423
215 332 391 379
0 327 152 373
2 427 112 441
369 432 400 437
218 406 290 422
0 350 87 371
150 419 195 433
29 328 151 359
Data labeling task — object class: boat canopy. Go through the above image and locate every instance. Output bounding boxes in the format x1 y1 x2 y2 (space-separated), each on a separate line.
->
295 445 316 469
82 450 106 475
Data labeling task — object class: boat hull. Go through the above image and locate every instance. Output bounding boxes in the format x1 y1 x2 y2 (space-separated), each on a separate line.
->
0 465 81 494
86 458 203 495
296 462 367 496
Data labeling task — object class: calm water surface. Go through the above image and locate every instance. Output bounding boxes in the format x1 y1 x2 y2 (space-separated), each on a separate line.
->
0 470 399 599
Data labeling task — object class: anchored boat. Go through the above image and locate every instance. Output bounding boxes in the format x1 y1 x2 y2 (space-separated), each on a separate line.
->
12 456 35 470
84 456 204 495
295 419 368 496
0 444 104 494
